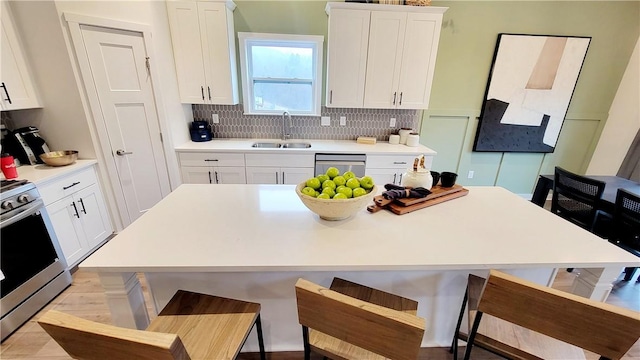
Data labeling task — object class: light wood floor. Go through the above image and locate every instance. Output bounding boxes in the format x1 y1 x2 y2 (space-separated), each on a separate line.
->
1 269 638 360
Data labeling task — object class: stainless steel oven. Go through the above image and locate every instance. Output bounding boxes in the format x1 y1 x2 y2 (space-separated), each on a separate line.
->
0 179 71 341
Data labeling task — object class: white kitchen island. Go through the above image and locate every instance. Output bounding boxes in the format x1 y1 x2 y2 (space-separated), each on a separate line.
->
80 184 639 351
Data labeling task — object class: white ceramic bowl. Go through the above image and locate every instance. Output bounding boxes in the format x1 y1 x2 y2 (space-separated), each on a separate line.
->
295 182 377 221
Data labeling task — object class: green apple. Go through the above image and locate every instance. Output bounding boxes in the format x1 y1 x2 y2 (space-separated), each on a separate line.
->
322 179 336 190
301 187 317 197
337 186 353 198
333 175 346 187
343 171 356 180
326 167 340 179
333 193 348 199
346 177 360 189
317 174 329 184
359 175 374 190
353 187 367 197
306 177 321 190
317 193 331 199
322 187 336 198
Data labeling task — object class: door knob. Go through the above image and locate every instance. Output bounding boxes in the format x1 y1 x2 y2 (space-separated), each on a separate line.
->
116 149 133 156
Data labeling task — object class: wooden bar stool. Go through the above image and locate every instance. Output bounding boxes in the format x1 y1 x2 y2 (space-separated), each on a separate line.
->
38 290 266 360
450 270 640 360
295 277 426 360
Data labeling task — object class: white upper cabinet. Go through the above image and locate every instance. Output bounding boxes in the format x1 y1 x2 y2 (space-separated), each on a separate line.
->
167 0 239 105
325 2 446 110
1 1 41 110
325 9 370 108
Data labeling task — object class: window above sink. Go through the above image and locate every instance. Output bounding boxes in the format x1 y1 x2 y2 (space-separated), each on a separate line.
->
238 32 324 117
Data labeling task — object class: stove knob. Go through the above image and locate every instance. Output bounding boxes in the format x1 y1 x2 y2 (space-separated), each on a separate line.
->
1 200 15 210
17 194 30 203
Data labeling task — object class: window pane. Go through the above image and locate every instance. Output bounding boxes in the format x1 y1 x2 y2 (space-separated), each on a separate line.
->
251 45 313 79
253 82 312 112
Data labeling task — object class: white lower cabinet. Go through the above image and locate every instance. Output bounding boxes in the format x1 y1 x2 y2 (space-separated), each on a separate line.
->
40 166 112 268
178 152 246 184
245 153 314 185
366 154 431 186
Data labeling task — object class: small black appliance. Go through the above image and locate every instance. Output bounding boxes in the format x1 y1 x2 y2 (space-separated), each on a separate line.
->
190 120 213 142
1 126 51 165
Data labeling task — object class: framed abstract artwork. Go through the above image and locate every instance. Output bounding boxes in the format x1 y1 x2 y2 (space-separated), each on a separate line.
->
473 33 591 153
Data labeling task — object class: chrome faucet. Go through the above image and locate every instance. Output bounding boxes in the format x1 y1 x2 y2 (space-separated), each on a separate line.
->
282 111 291 140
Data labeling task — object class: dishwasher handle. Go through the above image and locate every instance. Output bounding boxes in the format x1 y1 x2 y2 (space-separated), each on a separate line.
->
314 160 366 167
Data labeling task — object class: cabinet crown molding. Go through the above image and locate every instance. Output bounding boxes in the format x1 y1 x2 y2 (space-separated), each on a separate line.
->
325 2 447 15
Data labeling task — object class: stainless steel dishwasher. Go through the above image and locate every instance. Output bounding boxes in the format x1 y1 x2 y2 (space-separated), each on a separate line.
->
314 153 366 177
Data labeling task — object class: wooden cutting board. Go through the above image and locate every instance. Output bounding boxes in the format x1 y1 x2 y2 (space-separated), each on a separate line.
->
394 184 465 206
387 188 469 215
367 185 469 215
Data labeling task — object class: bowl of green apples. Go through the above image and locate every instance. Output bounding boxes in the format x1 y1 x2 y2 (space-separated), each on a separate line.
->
295 167 377 221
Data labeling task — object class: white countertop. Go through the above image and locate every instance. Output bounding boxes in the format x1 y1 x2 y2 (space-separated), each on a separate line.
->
3 160 97 185
80 184 638 273
175 139 437 156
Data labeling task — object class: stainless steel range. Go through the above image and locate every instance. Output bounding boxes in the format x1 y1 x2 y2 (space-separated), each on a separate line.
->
0 179 71 341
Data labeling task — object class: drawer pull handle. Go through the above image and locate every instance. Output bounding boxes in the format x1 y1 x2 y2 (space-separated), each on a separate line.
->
393 162 407 165
214 171 219 184
205 159 218 162
208 86 211 101
63 182 80 190
78 198 87 214
1 82 12 104
71 202 80 218
201 86 205 101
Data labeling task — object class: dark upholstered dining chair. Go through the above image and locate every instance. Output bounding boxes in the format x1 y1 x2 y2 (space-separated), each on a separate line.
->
552 167 607 272
608 188 640 281
552 166 607 232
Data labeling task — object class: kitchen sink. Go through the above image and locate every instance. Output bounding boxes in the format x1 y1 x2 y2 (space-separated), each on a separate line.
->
282 143 311 148
251 142 282 148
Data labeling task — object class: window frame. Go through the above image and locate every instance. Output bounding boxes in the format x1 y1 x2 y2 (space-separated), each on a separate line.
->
238 32 324 116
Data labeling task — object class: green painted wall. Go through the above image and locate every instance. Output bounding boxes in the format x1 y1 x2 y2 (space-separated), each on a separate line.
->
422 1 639 194
232 1 640 195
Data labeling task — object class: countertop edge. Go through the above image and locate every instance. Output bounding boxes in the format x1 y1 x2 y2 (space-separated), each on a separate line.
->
174 139 437 156
11 159 98 186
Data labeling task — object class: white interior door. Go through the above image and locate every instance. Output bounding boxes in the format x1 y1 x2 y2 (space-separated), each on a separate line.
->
80 25 171 222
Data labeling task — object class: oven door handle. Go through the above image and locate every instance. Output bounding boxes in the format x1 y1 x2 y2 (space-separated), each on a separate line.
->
0 199 45 228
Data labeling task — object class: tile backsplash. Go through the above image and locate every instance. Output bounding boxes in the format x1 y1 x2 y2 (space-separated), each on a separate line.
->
192 104 419 140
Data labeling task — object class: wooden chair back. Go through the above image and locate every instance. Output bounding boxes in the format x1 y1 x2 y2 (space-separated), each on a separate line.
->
295 278 425 360
477 270 640 360
38 310 190 360
552 166 606 231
